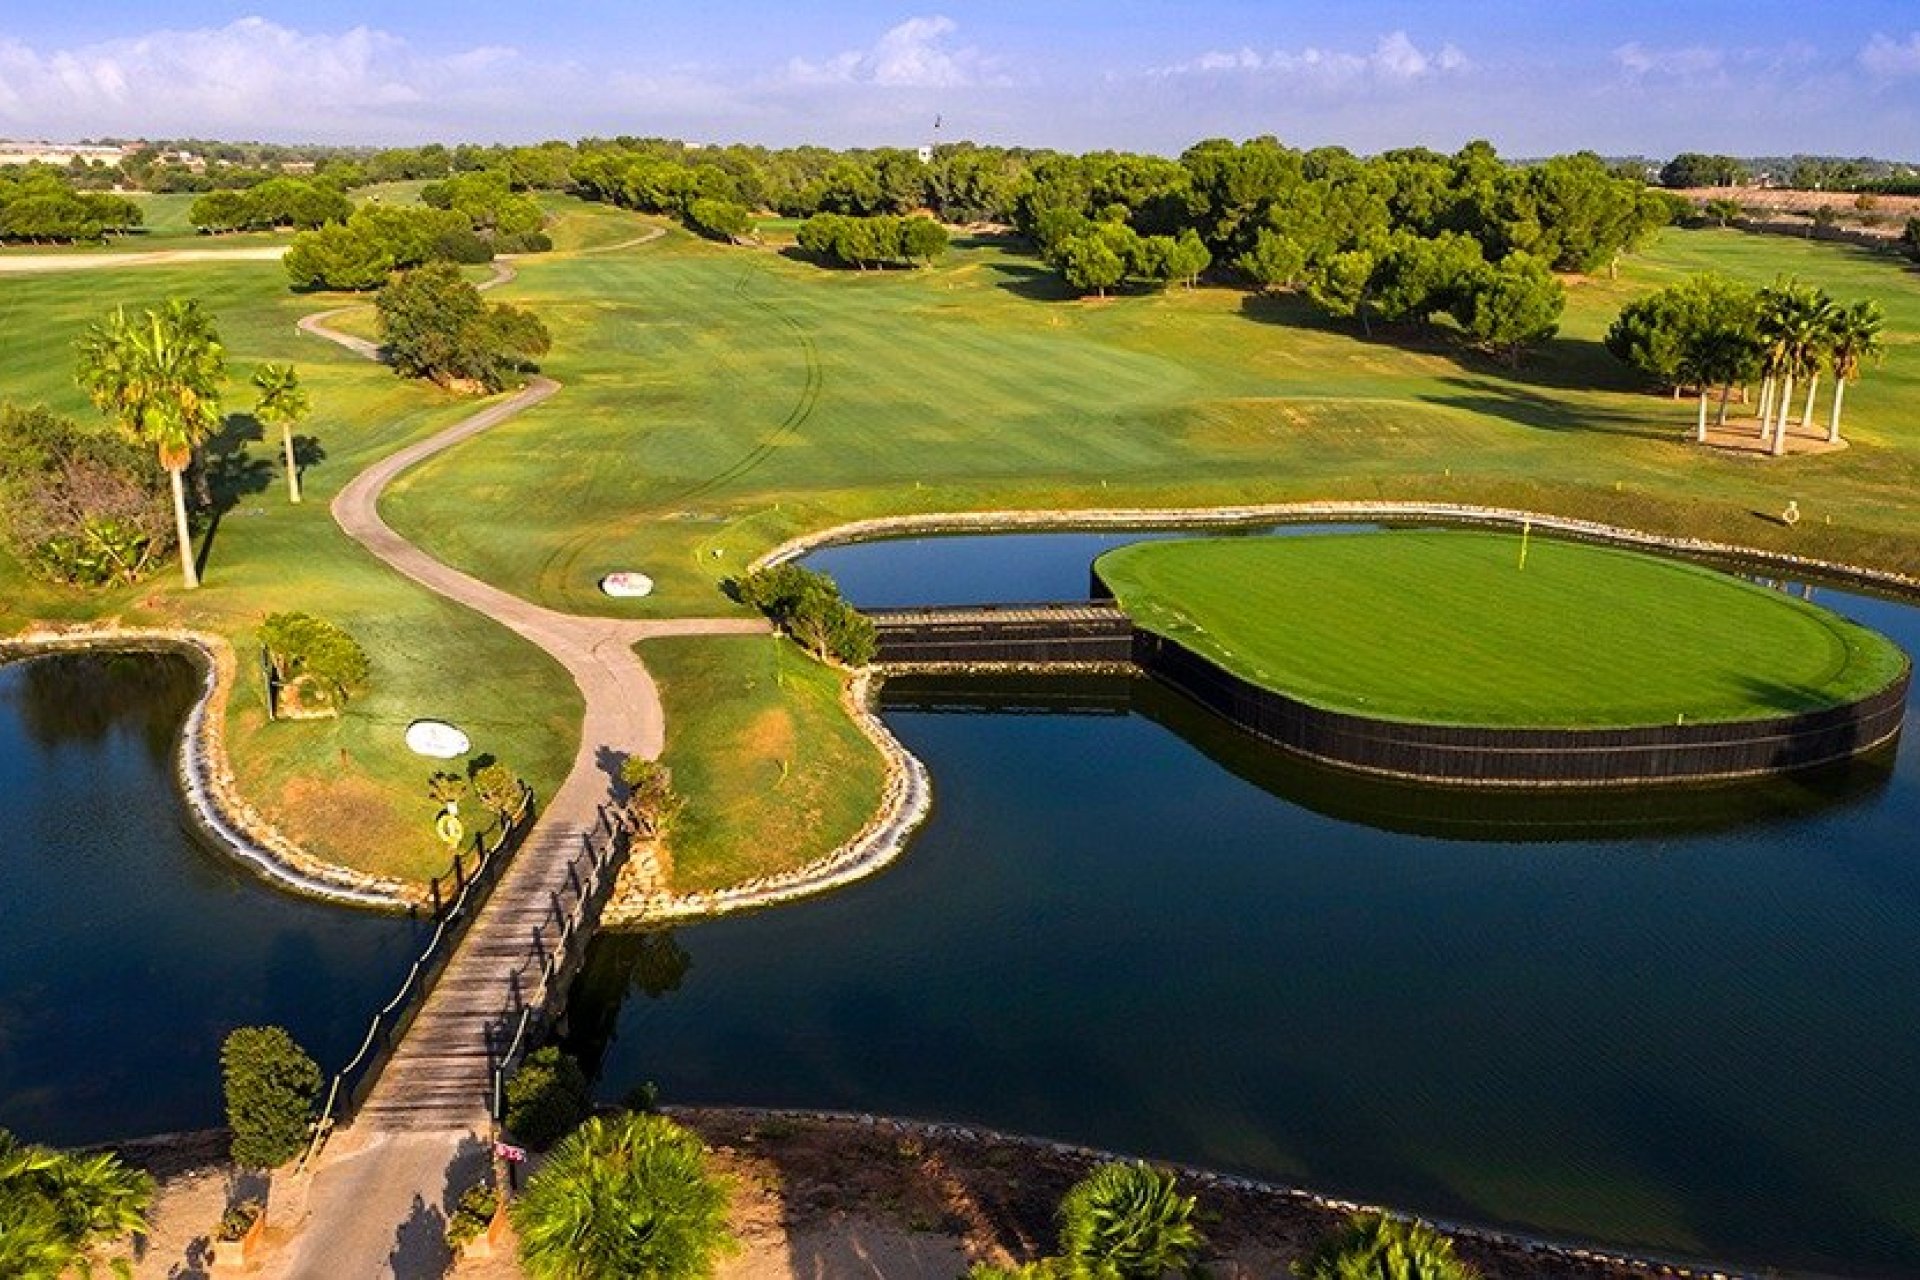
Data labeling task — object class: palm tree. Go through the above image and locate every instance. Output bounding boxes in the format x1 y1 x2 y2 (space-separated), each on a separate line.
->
1295 1213 1481 1280
1827 299 1885 444
1755 282 1828 457
512 1112 732 1280
75 299 227 589
1056 1161 1204 1279
0 1127 153 1278
252 363 311 504
1753 282 1800 446
1792 289 1840 435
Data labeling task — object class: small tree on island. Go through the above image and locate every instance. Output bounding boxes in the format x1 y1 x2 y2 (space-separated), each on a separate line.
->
252 363 311 504
258 612 370 715
375 262 551 391
221 1026 322 1169
732 564 875 667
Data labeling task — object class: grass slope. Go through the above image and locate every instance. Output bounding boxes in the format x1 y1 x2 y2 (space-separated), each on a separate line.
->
1098 531 1909 727
641 633 885 893
381 226 1920 623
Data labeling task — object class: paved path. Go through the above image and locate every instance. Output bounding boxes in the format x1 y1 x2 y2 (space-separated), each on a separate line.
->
284 230 764 1277
0 244 290 272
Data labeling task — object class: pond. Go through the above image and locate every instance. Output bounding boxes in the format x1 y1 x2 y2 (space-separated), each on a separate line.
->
569 527 1920 1278
0 650 418 1148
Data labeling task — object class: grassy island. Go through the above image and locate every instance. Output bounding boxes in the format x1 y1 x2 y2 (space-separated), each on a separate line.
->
1095 530 1909 729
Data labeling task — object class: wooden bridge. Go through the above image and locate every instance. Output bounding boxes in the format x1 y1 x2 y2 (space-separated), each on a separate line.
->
868 602 1135 667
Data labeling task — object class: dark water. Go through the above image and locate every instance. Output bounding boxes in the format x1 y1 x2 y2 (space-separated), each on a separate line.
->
572 529 1920 1278
0 651 417 1147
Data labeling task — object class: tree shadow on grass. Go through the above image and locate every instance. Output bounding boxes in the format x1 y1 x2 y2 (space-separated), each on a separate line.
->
984 258 1081 302
1417 376 1676 439
193 412 275 580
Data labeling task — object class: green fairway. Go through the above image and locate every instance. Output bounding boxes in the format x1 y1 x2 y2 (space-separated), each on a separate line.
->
379 225 1920 624
640 633 885 892
1097 530 1909 727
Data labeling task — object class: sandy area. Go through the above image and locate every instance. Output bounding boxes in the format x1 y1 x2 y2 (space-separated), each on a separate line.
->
0 245 287 272
114 1115 1719 1280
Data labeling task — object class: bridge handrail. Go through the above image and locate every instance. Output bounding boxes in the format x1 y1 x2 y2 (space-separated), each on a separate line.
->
865 600 1123 618
304 782 536 1166
487 801 631 1127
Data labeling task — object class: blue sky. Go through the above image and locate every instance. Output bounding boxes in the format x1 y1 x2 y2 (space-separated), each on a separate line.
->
2 2 1917 155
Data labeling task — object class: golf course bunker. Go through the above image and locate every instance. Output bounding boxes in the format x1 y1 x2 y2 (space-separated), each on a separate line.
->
1093 529 1911 786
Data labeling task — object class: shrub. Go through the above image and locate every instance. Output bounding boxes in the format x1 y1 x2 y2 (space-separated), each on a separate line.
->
513 1112 733 1280
618 757 684 836
258 612 371 711
0 1127 153 1275
1056 1161 1203 1278
221 1026 322 1169
503 1046 593 1150
0 403 173 586
1294 1214 1480 1280
444 1179 498 1251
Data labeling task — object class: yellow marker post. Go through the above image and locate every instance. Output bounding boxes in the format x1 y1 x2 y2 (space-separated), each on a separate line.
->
1518 519 1532 571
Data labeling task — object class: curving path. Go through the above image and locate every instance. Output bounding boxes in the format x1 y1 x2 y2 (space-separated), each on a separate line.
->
284 228 767 1277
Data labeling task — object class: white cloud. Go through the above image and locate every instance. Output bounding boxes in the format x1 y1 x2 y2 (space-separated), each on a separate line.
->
1614 43 1725 77
1150 31 1469 88
0 18 523 139
1860 32 1920 77
783 15 997 90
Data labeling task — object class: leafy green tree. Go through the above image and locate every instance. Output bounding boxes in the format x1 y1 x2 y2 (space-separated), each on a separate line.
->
1308 249 1379 332
470 760 525 824
252 362 311 503
1901 216 1920 262
1059 230 1127 297
1703 197 1744 227
1451 252 1564 362
74 298 227 590
1164 229 1212 288
375 263 552 391
513 1112 733 1280
1239 228 1309 293
221 1026 322 1169
901 215 951 265
684 197 753 244
504 1047 593 1149
733 564 875 666
283 222 395 290
1056 1161 1203 1279
0 1128 153 1279
1659 153 1748 189
1294 1214 1479 1280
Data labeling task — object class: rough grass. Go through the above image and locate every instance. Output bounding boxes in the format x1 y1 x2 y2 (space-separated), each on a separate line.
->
1097 530 1909 727
641 633 885 893
380 226 1920 625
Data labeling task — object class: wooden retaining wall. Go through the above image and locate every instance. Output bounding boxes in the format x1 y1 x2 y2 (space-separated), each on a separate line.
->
871 596 1911 788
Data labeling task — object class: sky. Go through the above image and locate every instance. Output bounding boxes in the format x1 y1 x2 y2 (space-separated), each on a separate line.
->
1 1 1918 157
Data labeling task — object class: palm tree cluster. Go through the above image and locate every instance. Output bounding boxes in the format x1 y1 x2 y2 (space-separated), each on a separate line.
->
1293 1213 1481 1280
968 1160 1204 1279
1606 274 1884 455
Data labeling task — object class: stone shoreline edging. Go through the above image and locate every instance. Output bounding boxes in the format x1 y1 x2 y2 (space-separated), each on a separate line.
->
669 1104 1765 1280
0 627 418 911
753 499 1920 600
602 668 931 925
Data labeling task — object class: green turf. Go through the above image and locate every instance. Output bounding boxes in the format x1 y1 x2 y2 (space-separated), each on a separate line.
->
640 632 885 892
378 226 1920 624
1096 530 1909 727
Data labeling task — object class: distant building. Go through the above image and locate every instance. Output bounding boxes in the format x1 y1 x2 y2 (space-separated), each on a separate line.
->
916 145 934 164
0 140 131 167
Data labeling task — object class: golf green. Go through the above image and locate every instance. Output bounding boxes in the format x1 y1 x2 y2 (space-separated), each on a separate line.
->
1095 530 1910 728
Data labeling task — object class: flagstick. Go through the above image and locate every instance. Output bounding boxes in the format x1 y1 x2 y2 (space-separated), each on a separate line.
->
1518 519 1531 571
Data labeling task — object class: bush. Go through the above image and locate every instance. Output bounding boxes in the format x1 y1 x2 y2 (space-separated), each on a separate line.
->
503 1046 592 1149
0 403 173 586
618 757 684 836
258 611 371 711
732 564 876 666
445 1179 498 1251
1294 1214 1480 1280
221 1026 322 1169
0 1128 153 1275
1056 1162 1203 1278
513 1112 733 1280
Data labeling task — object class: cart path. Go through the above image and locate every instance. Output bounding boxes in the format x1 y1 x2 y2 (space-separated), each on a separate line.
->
286 228 764 1278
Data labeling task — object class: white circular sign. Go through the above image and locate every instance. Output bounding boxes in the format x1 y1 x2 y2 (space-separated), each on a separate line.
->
600 572 655 598
405 720 472 759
